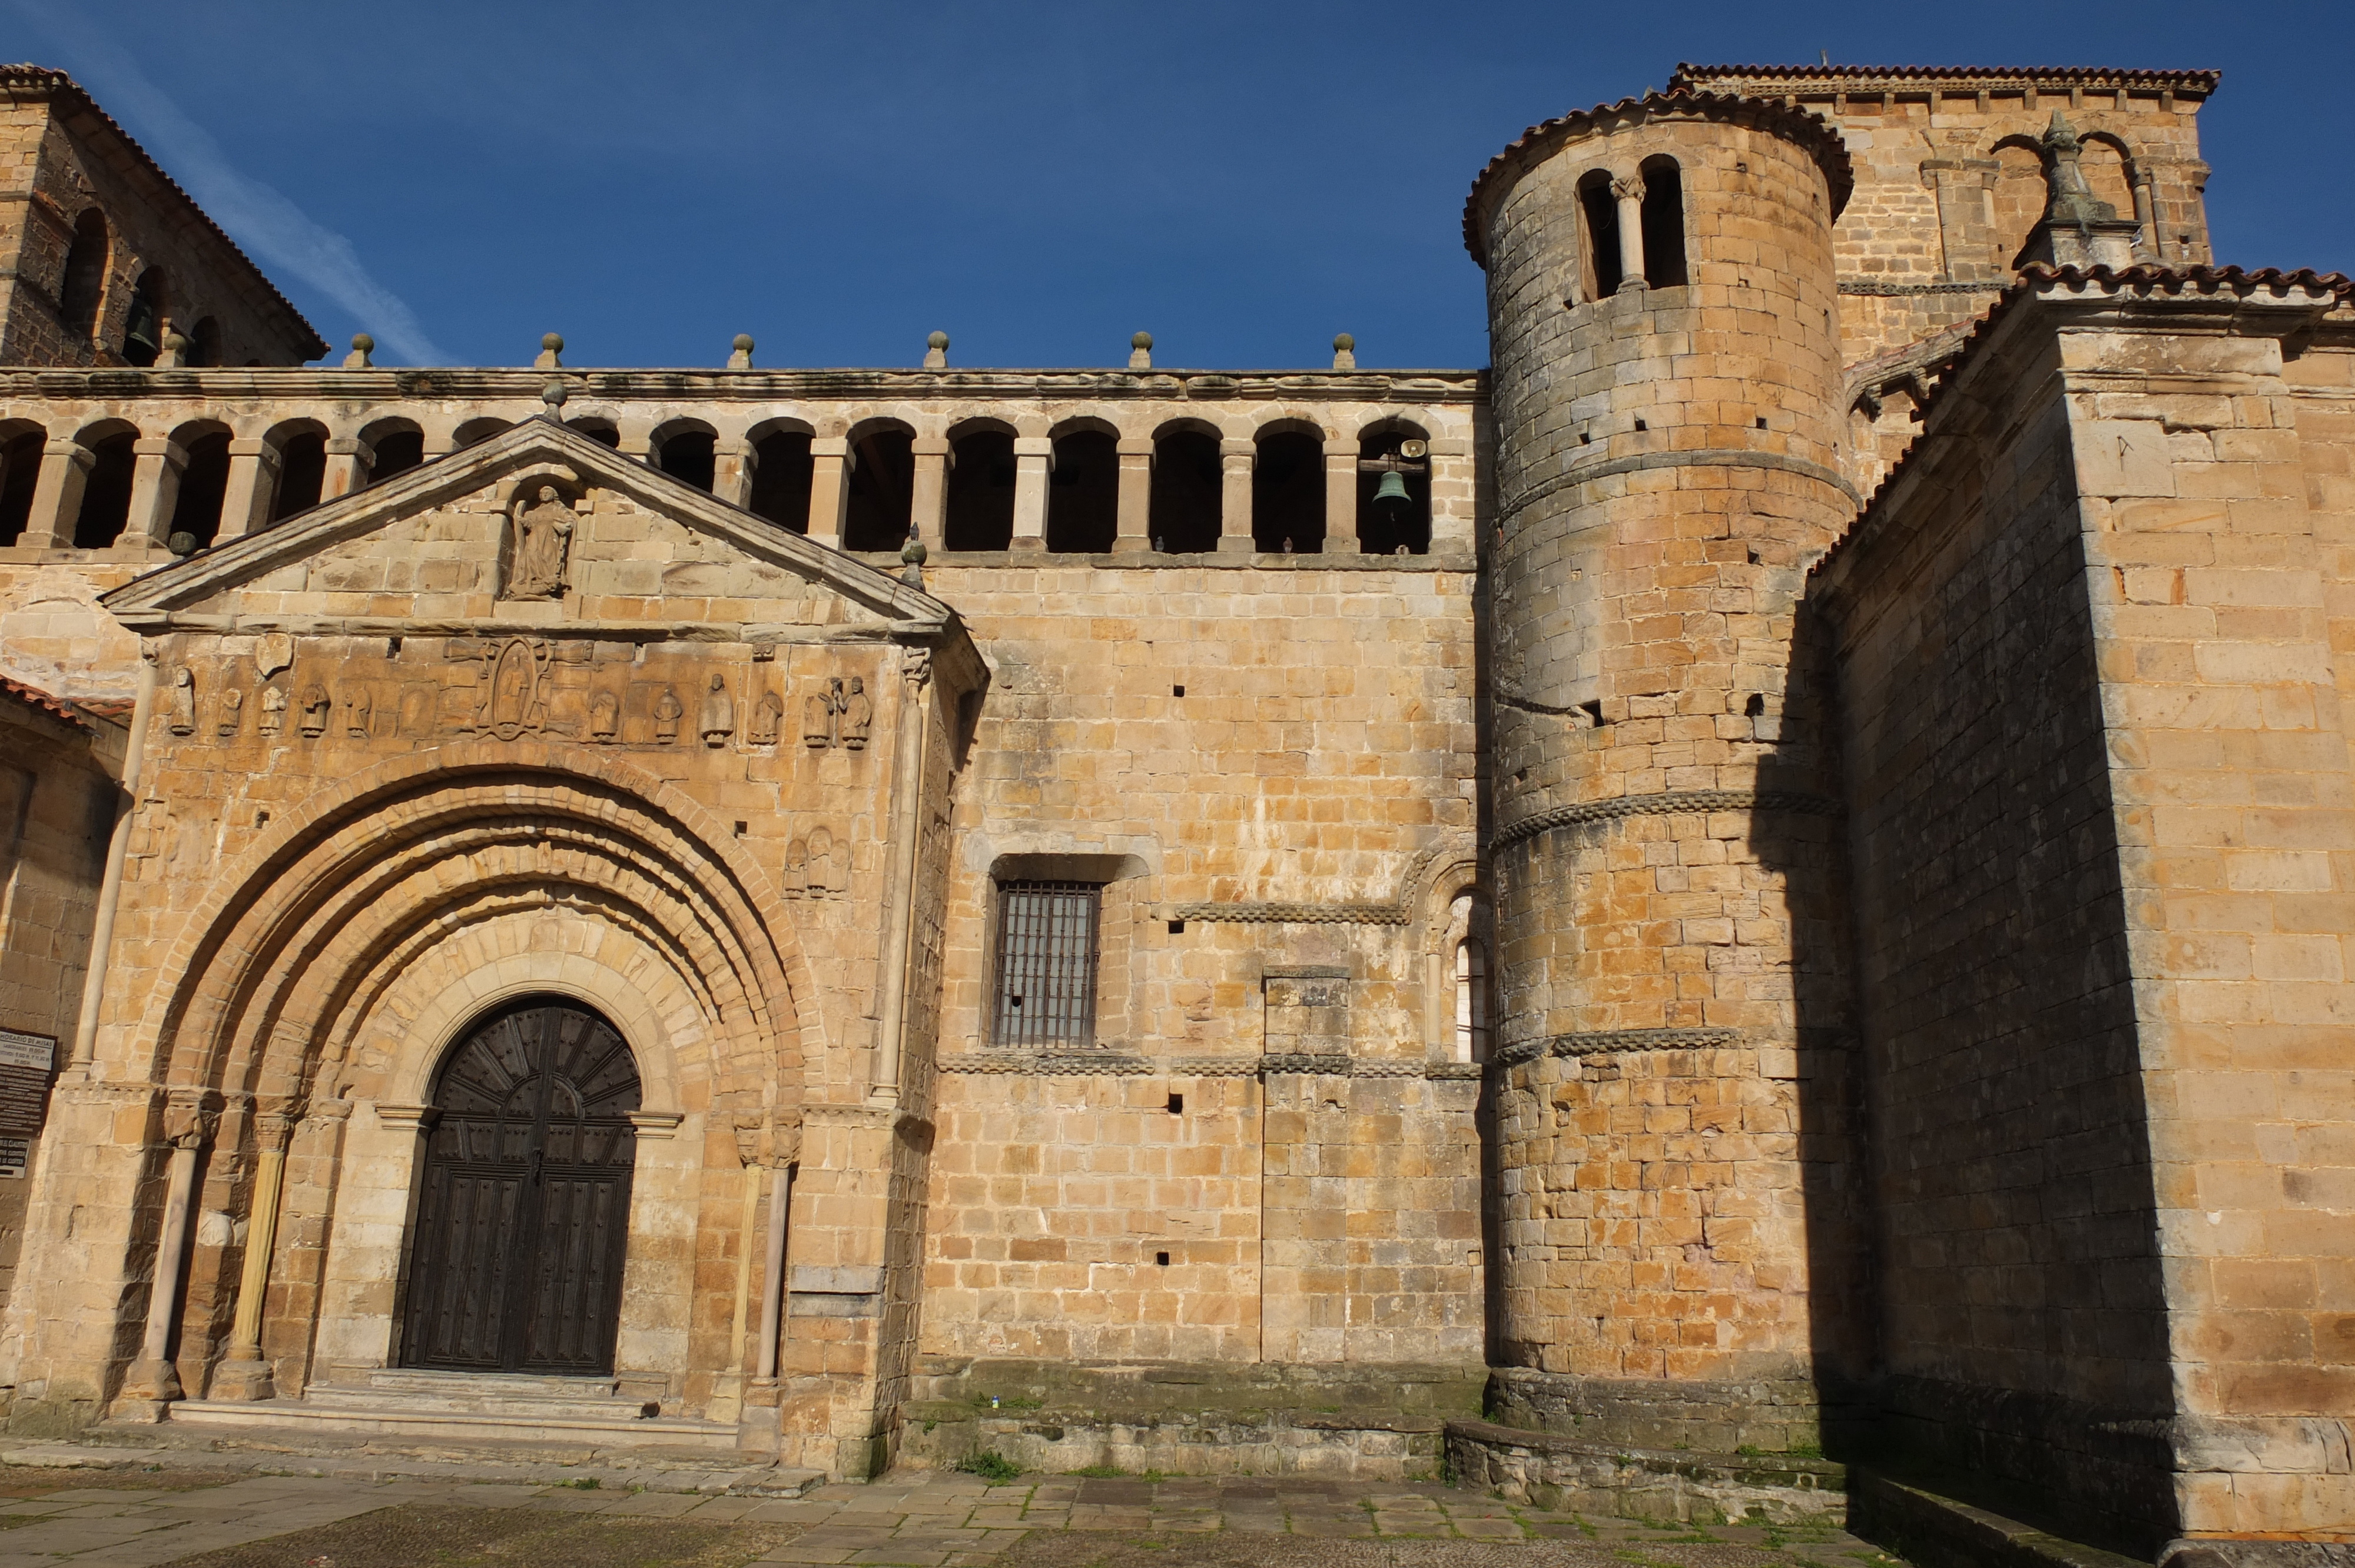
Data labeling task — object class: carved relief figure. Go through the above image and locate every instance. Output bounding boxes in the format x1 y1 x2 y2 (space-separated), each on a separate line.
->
344 685 373 738
782 839 807 897
804 682 836 749
505 484 575 599
589 690 619 743
749 689 782 746
783 829 848 899
699 673 734 748
840 677 872 750
166 668 195 735
258 684 286 736
654 686 683 743
299 685 330 738
482 638 548 740
215 687 243 738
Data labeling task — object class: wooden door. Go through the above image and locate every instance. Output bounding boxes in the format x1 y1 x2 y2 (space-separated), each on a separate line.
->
400 999 640 1374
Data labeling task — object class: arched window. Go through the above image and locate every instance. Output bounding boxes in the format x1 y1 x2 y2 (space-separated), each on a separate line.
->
1577 170 1621 300
1356 421 1430 556
363 420 425 484
71 428 137 548
944 425 1016 551
167 426 233 549
1454 939 1490 1064
453 418 512 450
1046 425 1117 553
1148 425 1221 553
563 418 620 450
1252 426 1323 553
187 316 223 368
58 210 109 338
654 424 717 491
122 267 168 367
748 428 813 532
269 428 328 522
1638 155 1687 288
0 428 46 546
844 423 914 550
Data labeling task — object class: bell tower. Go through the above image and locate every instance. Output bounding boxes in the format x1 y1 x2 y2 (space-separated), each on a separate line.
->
1466 92 1870 1451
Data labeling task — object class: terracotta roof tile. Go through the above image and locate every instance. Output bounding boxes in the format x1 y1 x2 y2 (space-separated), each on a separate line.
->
1672 62 2219 94
0 673 93 733
1464 90 1854 265
0 64 329 361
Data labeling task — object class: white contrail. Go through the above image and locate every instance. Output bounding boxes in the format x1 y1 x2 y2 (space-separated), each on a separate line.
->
13 7 453 366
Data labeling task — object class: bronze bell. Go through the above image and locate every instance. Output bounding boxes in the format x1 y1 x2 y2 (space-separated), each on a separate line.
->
1372 468 1411 515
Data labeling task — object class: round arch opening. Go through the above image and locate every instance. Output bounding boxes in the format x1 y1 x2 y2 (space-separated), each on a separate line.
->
399 996 642 1375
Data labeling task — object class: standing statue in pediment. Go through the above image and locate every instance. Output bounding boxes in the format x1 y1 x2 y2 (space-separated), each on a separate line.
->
505 484 575 599
700 673 735 748
840 677 872 750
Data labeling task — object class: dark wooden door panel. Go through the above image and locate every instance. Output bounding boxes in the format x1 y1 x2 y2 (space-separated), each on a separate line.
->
400 1000 639 1375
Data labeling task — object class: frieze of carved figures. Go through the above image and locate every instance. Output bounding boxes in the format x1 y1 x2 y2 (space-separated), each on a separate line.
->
802 676 873 750
165 668 196 736
782 826 849 899
749 688 782 746
344 686 373 738
215 687 243 738
589 689 619 743
258 684 286 736
300 686 330 738
503 484 575 599
472 637 550 741
699 673 734 748
654 687 683 744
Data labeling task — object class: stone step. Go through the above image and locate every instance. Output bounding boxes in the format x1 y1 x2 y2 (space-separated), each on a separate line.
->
343 1368 624 1400
167 1397 745 1454
301 1384 659 1421
38 1431 822 1496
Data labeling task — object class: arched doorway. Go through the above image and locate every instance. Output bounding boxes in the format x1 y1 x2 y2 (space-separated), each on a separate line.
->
400 998 641 1374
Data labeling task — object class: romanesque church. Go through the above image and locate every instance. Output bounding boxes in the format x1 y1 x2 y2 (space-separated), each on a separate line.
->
0 57 2346 1562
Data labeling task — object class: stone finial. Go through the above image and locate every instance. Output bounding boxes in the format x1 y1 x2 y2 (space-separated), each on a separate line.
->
1332 333 1356 371
541 379 568 411
728 333 755 370
924 330 949 370
535 332 563 370
901 516 928 586
157 330 187 369
2021 109 2141 269
344 333 374 369
1129 331 1153 371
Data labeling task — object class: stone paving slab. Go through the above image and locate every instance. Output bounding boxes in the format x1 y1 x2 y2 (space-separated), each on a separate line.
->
0 1465 1915 1567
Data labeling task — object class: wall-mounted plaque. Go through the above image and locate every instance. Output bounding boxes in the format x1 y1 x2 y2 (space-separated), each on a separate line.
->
0 1030 59 1137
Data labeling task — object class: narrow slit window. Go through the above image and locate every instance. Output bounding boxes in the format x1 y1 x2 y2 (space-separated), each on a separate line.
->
991 881 1103 1048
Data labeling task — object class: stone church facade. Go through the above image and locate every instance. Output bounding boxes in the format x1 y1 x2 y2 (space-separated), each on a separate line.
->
0 57 2347 1560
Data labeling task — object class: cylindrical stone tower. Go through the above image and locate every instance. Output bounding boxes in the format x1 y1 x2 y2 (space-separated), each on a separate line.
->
1465 94 1869 1453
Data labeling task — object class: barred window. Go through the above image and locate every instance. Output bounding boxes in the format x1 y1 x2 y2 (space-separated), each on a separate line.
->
991 881 1101 1048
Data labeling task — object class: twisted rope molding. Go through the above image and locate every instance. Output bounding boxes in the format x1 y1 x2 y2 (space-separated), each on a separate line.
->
1491 1026 1748 1068
1167 901 1408 926
1495 788 1842 849
940 1053 1483 1081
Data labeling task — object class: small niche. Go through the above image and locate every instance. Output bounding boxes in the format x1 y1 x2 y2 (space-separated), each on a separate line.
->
1167 919 1186 935
1579 699 1606 726
256 809 271 826
386 636 403 656
1745 693 1766 717
1172 685 1185 697
1166 1092 1184 1115
733 820 748 836
1155 1251 1171 1267
1756 417 1769 430
1579 431 1592 445
1633 418 1647 432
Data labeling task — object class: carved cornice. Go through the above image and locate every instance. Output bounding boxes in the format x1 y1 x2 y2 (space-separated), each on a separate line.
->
1495 789 1842 849
1491 1027 1747 1069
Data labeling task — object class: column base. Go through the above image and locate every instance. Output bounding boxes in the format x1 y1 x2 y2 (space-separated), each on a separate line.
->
1007 535 1045 553
208 1358 276 1402
115 1356 184 1411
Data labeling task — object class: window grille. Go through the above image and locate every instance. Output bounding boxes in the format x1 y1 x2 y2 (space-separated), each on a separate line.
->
991 881 1101 1048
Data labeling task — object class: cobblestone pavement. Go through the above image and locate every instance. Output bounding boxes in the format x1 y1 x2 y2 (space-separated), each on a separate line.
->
0 1467 1911 1568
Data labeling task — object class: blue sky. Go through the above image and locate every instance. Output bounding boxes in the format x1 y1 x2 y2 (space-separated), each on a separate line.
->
14 2 2351 369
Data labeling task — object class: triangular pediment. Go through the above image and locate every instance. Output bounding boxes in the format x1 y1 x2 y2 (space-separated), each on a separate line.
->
102 417 956 640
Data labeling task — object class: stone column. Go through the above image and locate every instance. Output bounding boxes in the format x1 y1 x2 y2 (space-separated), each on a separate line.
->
116 1091 215 1418
1011 436 1052 552
868 646 933 1108
1613 175 1648 291
125 438 187 548
1115 438 1153 549
1322 438 1358 554
717 440 757 509
909 437 950 551
210 1107 298 1401
756 1162 793 1381
215 440 280 542
808 437 853 549
1218 439 1253 555
321 436 372 500
2131 170 2160 262
26 437 94 549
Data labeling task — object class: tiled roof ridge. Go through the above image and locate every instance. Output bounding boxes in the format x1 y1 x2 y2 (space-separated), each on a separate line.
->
0 63 329 360
1815 263 2353 579
0 672 94 733
1672 62 2220 92
1463 89 1854 265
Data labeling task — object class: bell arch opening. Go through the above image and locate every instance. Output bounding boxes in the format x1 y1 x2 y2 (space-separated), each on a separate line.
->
398 996 642 1376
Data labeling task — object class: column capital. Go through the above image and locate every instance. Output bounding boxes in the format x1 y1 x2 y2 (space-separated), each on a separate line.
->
1219 438 1254 461
1116 438 1156 458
